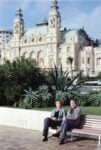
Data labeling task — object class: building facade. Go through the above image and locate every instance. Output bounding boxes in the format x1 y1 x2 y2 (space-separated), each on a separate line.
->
2 0 101 76
0 30 12 64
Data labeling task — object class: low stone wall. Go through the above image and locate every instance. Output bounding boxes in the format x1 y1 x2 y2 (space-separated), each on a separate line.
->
0 107 99 140
0 107 51 131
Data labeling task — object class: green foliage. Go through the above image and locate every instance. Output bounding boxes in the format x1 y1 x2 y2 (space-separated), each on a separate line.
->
18 86 52 108
20 88 39 109
88 91 101 106
0 58 45 106
33 106 101 116
66 91 101 107
55 90 68 104
49 65 81 91
67 57 73 65
97 72 101 79
0 58 101 109
47 65 84 105
37 85 52 107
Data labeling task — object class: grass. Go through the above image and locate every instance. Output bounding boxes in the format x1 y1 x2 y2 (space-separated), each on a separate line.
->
33 106 101 116
1 106 101 115
80 106 101 115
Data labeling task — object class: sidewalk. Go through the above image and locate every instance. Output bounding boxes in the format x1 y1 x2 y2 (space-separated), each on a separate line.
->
0 125 99 150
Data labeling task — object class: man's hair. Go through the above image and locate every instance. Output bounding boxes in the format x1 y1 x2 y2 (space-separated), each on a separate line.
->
55 100 62 104
70 99 77 104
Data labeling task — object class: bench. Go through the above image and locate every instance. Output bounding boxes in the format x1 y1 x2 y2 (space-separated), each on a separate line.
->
71 115 101 147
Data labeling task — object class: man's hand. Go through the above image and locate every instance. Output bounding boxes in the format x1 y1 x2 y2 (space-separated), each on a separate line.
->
51 117 57 121
67 116 78 120
63 117 67 121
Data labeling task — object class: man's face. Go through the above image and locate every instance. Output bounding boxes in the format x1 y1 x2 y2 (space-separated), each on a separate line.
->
70 100 76 108
55 101 61 109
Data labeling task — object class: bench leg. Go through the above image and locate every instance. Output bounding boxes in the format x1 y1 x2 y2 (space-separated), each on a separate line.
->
71 132 74 142
98 136 101 147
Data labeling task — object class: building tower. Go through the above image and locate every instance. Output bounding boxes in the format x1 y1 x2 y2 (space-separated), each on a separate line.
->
47 0 61 68
13 8 24 38
48 0 61 41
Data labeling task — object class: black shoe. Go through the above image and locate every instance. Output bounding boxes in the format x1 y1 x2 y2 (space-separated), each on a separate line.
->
59 139 65 145
42 136 48 142
52 132 60 137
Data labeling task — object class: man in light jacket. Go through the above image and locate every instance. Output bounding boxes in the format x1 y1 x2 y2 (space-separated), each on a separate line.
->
59 99 81 145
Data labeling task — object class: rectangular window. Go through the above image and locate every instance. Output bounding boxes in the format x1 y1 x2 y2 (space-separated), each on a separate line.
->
67 47 70 53
58 58 62 66
82 57 85 64
97 58 101 66
87 58 90 64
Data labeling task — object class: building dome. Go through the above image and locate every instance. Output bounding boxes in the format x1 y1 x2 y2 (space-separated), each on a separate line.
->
24 25 48 37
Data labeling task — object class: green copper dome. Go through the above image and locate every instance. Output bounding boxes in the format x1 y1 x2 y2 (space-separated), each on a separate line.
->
24 24 48 37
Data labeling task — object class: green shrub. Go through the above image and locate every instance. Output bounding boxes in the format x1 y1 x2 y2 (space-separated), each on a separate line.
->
19 86 52 108
38 85 52 107
0 58 46 106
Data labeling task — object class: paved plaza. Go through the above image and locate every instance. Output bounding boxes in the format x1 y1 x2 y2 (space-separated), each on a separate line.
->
0 125 100 150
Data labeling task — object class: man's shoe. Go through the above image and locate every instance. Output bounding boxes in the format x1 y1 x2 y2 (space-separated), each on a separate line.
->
52 132 60 137
59 139 65 145
42 137 48 142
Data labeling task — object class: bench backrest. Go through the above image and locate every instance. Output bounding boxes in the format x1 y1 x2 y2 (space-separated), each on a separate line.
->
79 115 101 130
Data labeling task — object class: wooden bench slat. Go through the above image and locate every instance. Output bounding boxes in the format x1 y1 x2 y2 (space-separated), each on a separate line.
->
71 115 101 146
86 115 101 119
83 120 101 122
83 124 101 127
72 128 101 136
73 115 101 135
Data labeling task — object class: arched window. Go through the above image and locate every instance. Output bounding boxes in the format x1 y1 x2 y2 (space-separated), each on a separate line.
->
82 57 85 64
58 58 62 66
38 58 44 67
23 52 29 59
39 37 42 42
32 38 34 42
24 39 27 43
30 51 36 59
67 47 70 53
49 58 54 68
37 51 44 67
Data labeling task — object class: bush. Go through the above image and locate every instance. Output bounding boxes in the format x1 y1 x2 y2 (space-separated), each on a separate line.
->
0 58 46 106
37 85 52 107
0 58 101 108
18 86 52 108
88 92 101 106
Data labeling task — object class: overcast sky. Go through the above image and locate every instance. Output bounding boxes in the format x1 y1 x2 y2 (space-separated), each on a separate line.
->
0 0 101 39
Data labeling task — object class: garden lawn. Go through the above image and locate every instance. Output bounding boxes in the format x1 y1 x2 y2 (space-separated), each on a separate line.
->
33 106 101 116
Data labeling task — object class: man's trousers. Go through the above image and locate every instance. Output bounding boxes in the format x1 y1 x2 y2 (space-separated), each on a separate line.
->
43 117 62 137
60 119 79 140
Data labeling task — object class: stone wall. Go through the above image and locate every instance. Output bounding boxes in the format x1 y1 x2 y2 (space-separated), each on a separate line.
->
0 107 51 131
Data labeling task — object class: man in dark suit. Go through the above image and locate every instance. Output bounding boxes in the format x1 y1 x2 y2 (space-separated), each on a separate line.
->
42 100 67 142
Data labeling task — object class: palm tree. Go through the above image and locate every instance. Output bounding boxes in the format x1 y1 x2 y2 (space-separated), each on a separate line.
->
49 64 83 91
67 57 74 80
38 85 52 107
23 87 39 108
49 65 69 91
48 65 83 104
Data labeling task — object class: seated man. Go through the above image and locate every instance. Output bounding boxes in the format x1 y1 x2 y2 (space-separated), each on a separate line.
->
42 100 67 142
59 99 81 145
